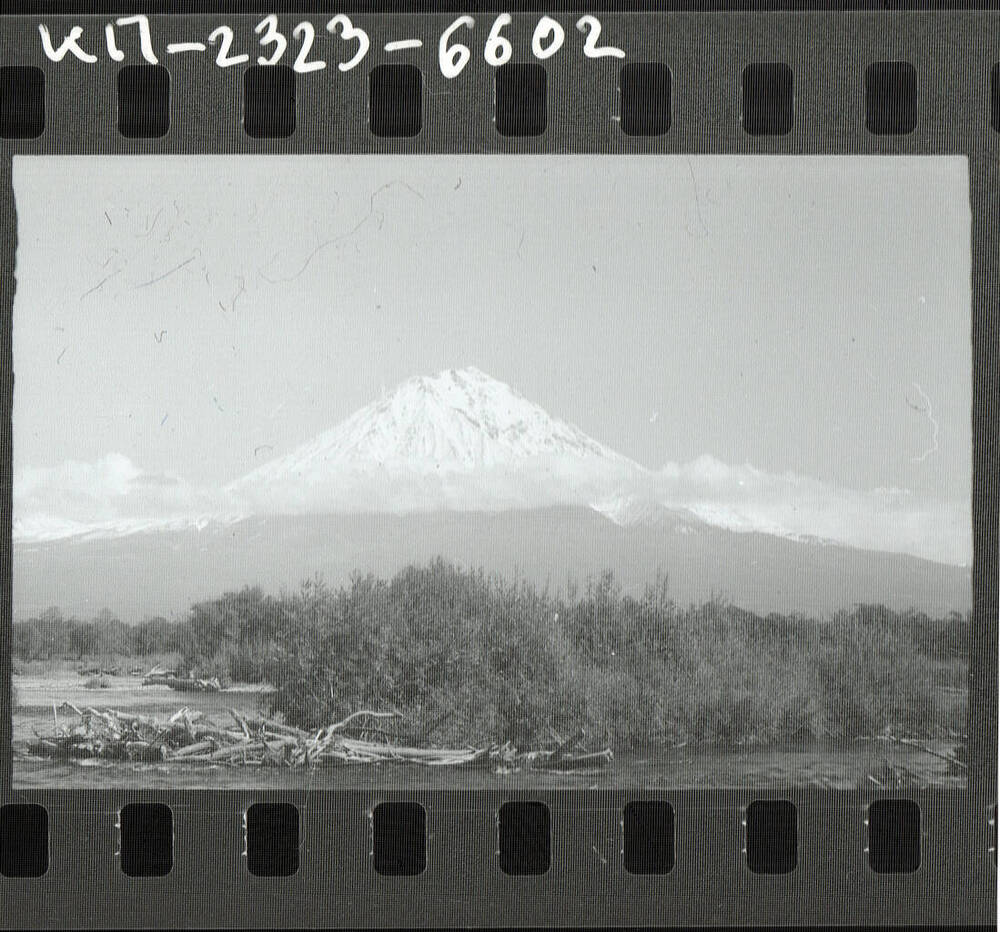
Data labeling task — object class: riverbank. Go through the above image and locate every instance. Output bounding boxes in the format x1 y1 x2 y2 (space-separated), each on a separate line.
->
13 738 965 790
12 673 966 790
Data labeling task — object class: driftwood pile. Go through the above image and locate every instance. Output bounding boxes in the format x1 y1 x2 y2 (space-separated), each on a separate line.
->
142 673 222 693
26 703 613 772
142 665 222 692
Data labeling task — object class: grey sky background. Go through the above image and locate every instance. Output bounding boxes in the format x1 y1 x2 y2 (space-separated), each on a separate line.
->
12 155 971 556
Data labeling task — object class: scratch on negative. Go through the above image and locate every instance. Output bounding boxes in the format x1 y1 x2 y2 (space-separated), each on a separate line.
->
138 206 165 238
260 233 349 284
229 276 246 312
684 156 709 237
56 347 67 364
907 381 940 462
81 270 120 300
135 254 197 289
261 183 422 284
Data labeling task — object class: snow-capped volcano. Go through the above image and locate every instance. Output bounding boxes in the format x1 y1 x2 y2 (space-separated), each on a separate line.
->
13 366 971 568
12 368 973 616
226 367 644 514
242 367 635 474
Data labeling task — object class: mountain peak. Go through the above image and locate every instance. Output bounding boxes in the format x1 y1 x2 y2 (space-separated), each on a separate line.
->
249 367 635 475
227 367 641 513
389 366 530 423
426 364 490 383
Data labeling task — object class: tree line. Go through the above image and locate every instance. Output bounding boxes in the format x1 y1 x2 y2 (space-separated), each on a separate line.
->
13 560 970 748
13 608 182 662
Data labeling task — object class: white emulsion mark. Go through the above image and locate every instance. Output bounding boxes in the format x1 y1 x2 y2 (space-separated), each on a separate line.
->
907 381 940 463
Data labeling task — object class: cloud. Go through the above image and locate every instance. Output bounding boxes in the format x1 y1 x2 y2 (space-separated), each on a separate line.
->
14 452 141 500
13 453 236 540
638 454 971 566
13 451 972 566
225 454 641 516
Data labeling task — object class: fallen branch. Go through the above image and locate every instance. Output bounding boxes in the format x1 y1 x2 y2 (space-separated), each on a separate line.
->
326 709 403 734
858 733 967 770
894 736 967 769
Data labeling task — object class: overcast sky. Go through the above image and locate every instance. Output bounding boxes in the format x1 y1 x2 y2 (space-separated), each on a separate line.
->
11 154 972 561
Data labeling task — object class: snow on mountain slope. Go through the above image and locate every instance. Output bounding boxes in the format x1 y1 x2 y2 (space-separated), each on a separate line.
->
226 367 644 513
591 495 707 534
12 511 244 544
240 367 636 475
12 508 973 621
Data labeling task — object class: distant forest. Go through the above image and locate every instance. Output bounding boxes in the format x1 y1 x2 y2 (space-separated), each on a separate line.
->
13 560 970 748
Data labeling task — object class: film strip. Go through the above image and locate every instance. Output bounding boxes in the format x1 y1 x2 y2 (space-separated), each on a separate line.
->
0 5 996 928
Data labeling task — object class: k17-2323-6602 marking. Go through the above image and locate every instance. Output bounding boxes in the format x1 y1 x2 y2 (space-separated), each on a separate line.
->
36 13 628 76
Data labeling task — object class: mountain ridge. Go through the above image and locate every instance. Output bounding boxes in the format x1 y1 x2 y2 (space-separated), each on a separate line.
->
12 506 972 622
